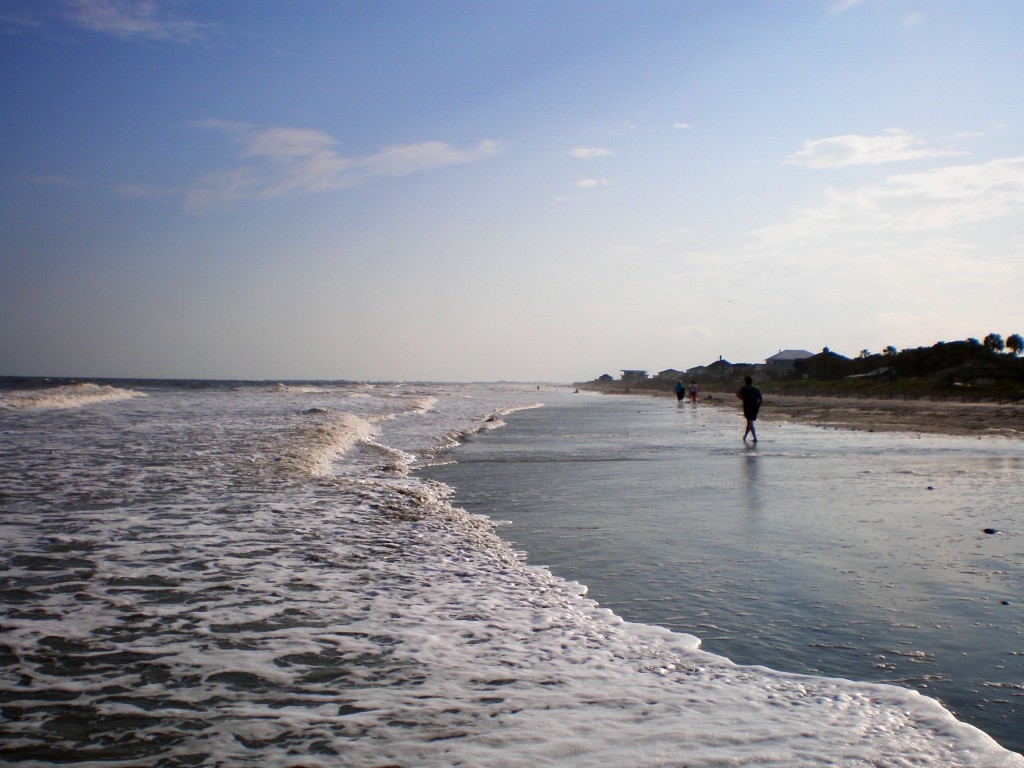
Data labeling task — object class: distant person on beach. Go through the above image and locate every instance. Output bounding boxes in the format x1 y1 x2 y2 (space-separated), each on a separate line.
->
674 380 685 403
688 381 700 404
736 376 763 442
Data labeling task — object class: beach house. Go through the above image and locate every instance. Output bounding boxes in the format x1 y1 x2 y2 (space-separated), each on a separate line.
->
765 349 814 378
620 370 649 382
794 348 852 380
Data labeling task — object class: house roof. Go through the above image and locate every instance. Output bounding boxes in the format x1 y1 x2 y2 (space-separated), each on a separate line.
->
809 349 851 361
766 349 814 362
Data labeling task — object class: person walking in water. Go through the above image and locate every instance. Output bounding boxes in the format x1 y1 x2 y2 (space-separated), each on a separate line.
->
736 376 763 443
674 380 686 403
688 380 700 404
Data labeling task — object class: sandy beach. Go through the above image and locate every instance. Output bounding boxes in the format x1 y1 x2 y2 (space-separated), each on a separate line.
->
584 385 1024 439
705 391 1024 439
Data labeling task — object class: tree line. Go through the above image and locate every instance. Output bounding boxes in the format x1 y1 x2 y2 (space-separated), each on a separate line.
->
795 334 1024 382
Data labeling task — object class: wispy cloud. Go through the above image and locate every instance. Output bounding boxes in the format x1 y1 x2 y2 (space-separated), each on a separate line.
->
787 129 963 169
575 178 608 189
61 0 207 41
1 0 208 41
673 122 691 130
0 3 43 31
829 0 864 17
185 122 504 211
568 147 612 160
882 157 1024 226
759 156 1024 243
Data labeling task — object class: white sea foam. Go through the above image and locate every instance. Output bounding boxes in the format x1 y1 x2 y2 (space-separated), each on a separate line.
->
432 402 545 454
410 395 439 412
275 410 380 476
272 383 328 394
0 382 145 410
0 382 1020 767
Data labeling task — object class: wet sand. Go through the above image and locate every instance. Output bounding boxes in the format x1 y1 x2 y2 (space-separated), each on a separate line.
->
704 391 1024 439
586 385 1024 438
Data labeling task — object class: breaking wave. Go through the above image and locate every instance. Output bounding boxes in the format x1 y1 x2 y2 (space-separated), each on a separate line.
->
0 382 145 410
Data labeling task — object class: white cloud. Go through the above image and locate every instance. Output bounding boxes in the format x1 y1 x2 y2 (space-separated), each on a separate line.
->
575 178 609 189
60 0 207 41
673 122 691 130
787 129 963 169
758 156 1024 243
185 122 504 211
243 127 339 160
881 157 1024 227
568 147 612 160
363 140 504 177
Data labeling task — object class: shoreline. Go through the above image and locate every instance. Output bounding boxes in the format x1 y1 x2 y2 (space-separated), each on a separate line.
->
582 386 1024 439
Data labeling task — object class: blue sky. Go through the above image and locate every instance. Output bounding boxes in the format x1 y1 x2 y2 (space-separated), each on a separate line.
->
2 1 1023 381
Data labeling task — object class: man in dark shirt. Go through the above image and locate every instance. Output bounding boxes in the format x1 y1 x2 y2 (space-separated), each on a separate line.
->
736 376 763 443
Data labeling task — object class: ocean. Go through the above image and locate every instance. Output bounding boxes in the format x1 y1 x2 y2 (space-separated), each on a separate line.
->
1 379 1021 767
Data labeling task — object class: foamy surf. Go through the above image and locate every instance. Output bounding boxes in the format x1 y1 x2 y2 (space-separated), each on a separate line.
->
276 410 380 476
0 382 145 410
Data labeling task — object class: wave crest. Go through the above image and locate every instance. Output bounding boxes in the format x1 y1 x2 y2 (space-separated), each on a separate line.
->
0 382 145 410
273 383 326 394
276 411 379 476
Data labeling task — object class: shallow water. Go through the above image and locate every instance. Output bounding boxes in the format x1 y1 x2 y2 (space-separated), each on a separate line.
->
423 390 1024 755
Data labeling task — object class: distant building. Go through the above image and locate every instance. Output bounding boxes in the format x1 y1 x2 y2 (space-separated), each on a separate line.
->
714 357 758 381
704 358 735 380
765 349 814 377
597 373 615 383
657 368 685 380
795 348 852 380
686 356 758 382
620 370 648 382
684 366 710 380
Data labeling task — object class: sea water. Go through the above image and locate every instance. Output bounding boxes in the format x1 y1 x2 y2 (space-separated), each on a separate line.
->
423 389 1024 758
1 379 1022 767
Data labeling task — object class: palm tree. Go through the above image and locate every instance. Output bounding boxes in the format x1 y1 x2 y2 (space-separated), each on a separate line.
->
1006 333 1023 357
984 333 1005 353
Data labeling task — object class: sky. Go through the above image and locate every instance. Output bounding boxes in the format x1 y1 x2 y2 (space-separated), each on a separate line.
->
2 0 1023 382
